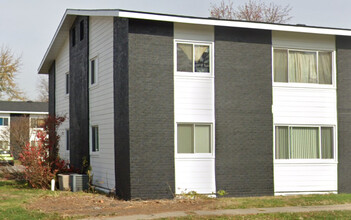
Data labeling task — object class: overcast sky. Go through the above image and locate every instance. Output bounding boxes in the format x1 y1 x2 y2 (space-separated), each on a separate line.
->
1 0 351 100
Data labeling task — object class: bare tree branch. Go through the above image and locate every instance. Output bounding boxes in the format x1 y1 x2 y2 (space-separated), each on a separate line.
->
210 0 292 24
36 75 48 102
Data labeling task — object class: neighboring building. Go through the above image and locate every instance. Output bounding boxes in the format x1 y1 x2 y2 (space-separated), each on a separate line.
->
0 101 48 153
38 9 351 200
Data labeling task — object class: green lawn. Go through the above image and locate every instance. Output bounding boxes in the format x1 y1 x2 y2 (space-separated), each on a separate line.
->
214 193 351 209
0 180 63 220
166 210 351 219
2 179 351 220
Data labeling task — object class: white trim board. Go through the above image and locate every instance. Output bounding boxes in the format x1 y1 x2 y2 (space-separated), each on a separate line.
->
38 9 351 74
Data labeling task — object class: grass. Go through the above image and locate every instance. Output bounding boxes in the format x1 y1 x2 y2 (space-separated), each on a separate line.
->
166 210 351 219
2 178 351 219
214 193 351 209
0 180 64 220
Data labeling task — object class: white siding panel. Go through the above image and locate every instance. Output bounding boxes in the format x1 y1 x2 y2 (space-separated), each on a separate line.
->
175 159 216 194
273 87 337 125
272 31 335 50
89 16 115 190
274 163 337 193
175 77 214 122
174 23 214 42
55 38 70 161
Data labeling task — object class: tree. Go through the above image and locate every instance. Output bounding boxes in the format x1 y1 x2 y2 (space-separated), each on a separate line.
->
0 46 26 100
210 0 292 24
36 75 49 102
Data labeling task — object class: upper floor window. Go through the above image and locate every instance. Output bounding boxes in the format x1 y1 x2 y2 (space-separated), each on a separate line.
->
0 118 9 126
90 58 98 86
71 27 76 47
273 49 333 85
80 20 84 41
176 42 211 74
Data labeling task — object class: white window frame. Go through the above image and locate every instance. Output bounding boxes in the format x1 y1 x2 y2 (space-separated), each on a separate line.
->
175 122 214 159
174 40 214 78
274 124 337 164
90 125 99 155
272 47 336 88
89 56 99 87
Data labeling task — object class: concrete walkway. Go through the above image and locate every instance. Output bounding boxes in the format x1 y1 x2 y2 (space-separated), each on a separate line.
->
87 203 351 220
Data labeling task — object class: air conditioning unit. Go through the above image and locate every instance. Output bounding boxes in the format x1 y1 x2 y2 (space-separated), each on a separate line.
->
69 174 89 192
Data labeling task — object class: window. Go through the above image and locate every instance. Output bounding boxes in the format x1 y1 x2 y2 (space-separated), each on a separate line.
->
91 126 99 152
80 20 84 41
65 72 70 94
71 27 76 47
273 49 333 85
275 126 334 159
90 58 98 85
176 43 211 73
0 118 9 126
177 124 212 154
66 129 70 151
31 118 45 128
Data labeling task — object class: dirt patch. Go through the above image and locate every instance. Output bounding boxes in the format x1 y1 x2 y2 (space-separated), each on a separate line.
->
26 193 217 218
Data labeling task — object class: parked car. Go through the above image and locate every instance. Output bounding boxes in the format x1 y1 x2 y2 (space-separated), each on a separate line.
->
0 150 14 166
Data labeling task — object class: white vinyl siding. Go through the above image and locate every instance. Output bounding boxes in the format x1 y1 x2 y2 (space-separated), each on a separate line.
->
55 38 70 161
89 16 115 190
272 31 337 195
174 24 215 195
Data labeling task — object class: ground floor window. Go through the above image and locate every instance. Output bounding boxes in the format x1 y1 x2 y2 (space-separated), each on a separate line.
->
177 123 212 154
275 125 334 159
91 126 99 152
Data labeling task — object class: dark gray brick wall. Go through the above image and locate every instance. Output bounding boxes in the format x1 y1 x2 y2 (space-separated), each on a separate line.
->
128 19 174 199
336 36 351 193
69 16 90 170
48 61 55 116
113 17 131 200
214 26 274 197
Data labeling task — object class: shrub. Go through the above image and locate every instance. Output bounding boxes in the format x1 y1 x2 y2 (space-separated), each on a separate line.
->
18 115 74 189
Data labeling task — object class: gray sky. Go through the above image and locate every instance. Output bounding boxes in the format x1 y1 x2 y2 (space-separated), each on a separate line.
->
1 0 350 100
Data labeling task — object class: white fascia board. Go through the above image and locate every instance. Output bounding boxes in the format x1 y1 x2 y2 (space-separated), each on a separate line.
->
118 11 351 36
66 9 119 17
0 111 49 115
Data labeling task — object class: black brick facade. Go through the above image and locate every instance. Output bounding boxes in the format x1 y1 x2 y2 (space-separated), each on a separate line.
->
114 18 175 200
214 27 274 197
48 62 55 116
69 16 90 169
336 36 351 193
114 17 131 200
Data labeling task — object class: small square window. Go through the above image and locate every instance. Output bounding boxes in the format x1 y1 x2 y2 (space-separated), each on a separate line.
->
177 43 211 74
31 118 45 128
91 126 99 152
177 123 212 154
0 118 9 126
90 58 98 86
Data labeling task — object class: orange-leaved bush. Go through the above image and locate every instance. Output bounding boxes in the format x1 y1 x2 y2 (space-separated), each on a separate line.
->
19 115 75 189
